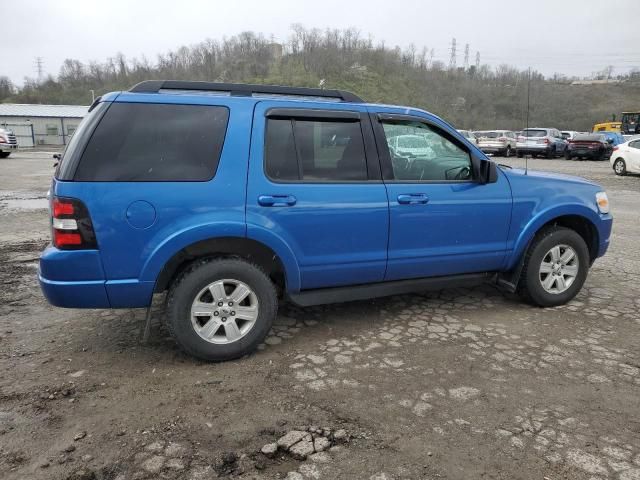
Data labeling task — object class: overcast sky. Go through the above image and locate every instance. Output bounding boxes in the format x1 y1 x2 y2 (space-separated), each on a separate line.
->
4 0 639 85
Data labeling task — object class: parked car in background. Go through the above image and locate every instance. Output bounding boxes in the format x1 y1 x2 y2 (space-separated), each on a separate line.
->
516 128 566 158
474 130 517 156
457 129 478 146
565 133 613 161
600 131 625 146
610 138 640 175
387 134 434 158
0 127 18 158
561 131 581 141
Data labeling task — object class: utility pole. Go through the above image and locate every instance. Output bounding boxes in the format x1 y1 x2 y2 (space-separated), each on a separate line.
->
449 38 457 70
35 57 44 82
475 51 480 70
463 44 470 70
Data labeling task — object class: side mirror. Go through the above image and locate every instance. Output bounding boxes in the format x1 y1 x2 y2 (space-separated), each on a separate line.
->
479 158 498 184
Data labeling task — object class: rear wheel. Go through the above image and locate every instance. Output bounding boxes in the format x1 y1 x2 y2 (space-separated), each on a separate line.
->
166 258 277 361
518 226 589 307
564 151 572 160
0 152 10 158
613 158 627 176
517 151 523 158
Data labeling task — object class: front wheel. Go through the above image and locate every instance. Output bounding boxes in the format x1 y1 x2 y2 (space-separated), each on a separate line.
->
613 158 627 176
518 226 589 307
546 147 554 159
166 258 277 361
564 151 572 160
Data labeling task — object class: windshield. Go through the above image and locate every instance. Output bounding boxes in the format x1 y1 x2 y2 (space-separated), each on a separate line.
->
521 129 547 137
478 131 500 138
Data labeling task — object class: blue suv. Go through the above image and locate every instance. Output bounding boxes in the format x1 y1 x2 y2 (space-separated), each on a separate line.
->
39 81 613 361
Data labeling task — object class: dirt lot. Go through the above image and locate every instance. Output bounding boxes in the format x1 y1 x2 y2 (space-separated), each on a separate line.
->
1 151 639 480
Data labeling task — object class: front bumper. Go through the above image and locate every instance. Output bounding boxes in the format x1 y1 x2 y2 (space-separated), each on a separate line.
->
0 143 17 150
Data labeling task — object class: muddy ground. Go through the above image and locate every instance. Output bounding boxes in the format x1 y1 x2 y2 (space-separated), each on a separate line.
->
0 151 639 480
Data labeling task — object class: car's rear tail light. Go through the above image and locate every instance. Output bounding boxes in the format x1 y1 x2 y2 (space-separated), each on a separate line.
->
51 196 97 250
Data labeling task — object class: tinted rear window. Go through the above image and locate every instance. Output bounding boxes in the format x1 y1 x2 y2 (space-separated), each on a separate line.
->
74 102 229 181
574 134 604 142
521 129 547 137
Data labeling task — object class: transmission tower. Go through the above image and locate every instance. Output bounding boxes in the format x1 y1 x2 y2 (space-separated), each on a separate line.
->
475 51 480 69
449 38 457 70
463 44 470 70
35 57 44 81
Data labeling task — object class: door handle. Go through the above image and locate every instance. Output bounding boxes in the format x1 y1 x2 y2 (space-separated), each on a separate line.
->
258 194 297 207
397 193 429 205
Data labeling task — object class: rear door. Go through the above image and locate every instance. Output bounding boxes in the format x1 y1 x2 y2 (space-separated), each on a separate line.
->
246 101 389 290
370 110 512 281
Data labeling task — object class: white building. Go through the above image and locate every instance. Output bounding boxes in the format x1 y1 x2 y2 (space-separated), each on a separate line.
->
0 104 88 147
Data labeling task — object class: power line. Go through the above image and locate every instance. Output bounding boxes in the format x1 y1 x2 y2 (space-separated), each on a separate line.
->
35 57 44 82
449 38 457 70
463 43 469 70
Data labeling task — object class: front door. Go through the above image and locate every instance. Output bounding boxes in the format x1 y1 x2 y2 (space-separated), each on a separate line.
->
247 101 389 290
371 111 512 281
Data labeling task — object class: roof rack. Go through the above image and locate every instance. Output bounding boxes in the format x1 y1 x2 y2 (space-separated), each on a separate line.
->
129 80 364 103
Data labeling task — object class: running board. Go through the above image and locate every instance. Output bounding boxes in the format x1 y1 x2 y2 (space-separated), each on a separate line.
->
287 272 495 307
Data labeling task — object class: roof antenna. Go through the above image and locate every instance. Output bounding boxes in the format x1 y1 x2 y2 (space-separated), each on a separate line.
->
525 67 531 175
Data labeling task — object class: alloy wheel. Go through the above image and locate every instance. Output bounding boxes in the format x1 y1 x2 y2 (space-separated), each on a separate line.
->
190 279 259 344
538 244 579 294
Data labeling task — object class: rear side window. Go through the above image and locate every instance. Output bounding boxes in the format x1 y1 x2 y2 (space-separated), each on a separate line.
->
74 103 229 181
265 118 368 182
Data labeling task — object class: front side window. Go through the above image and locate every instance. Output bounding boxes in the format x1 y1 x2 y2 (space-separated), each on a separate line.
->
381 121 473 182
265 118 368 182
74 103 229 182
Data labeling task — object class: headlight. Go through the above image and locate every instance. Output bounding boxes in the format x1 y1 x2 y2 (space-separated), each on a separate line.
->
596 192 610 214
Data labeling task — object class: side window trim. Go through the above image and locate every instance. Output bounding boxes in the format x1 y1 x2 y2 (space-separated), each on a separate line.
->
263 109 381 184
371 112 479 183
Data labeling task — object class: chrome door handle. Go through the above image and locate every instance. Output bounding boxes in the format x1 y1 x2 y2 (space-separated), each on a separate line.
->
397 193 429 205
258 195 297 207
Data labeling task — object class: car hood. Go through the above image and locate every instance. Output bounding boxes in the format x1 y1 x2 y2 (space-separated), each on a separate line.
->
501 167 600 188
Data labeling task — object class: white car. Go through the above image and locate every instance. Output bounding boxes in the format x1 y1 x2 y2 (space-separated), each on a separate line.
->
610 139 640 175
387 134 435 158
457 129 478 146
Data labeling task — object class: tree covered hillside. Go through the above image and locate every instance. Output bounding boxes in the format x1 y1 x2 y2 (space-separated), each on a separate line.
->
2 26 639 131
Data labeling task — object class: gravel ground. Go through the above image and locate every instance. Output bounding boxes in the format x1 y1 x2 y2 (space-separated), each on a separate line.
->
0 151 639 480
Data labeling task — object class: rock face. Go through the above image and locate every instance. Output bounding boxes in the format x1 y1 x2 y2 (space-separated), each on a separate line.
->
277 430 309 450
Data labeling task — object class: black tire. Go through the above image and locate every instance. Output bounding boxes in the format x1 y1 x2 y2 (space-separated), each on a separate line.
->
517 151 523 158
613 158 627 176
546 147 554 159
0 152 10 158
564 151 572 160
518 226 590 307
166 258 277 362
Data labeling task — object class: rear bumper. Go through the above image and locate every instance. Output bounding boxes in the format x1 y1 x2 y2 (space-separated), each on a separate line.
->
39 245 154 308
479 146 507 153
516 146 550 154
39 273 111 308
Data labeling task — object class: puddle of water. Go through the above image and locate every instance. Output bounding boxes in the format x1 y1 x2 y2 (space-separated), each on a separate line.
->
1 198 49 211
